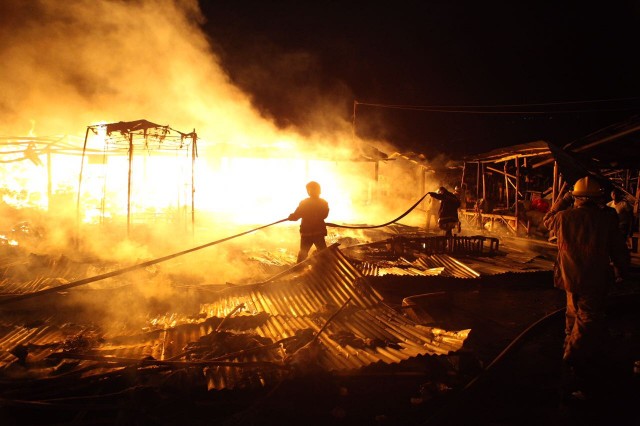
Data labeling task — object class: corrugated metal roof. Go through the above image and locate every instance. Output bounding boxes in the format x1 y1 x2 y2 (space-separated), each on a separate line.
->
416 254 481 279
0 246 469 391
343 234 554 279
458 253 555 276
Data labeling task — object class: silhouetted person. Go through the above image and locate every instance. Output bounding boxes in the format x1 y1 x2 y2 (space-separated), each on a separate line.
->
425 192 440 232
428 187 460 237
607 189 633 246
543 176 629 403
454 184 467 233
288 181 329 263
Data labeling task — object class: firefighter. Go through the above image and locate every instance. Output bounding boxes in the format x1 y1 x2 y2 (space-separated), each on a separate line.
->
543 176 629 402
288 181 329 263
425 191 440 232
428 187 460 237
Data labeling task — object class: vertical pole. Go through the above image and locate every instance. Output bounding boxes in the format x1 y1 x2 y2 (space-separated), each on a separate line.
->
460 162 466 188
420 166 426 202
476 162 480 201
625 169 630 192
504 162 509 209
633 170 640 218
191 132 197 237
515 157 521 234
46 147 52 211
127 132 134 238
552 161 558 203
374 160 379 203
76 127 91 246
523 157 528 194
481 163 486 201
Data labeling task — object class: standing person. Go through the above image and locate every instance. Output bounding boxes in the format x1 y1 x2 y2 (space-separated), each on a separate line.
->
607 189 634 247
288 181 329 263
428 187 460 237
425 191 440 232
543 176 629 402
454 185 467 233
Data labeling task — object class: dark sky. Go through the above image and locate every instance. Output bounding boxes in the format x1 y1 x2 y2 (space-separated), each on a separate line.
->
200 1 640 158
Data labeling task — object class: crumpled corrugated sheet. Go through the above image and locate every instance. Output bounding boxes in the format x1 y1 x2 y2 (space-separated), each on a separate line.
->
0 245 469 392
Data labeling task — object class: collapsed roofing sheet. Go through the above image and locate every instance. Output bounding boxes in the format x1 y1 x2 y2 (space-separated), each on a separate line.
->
341 235 553 279
0 245 469 392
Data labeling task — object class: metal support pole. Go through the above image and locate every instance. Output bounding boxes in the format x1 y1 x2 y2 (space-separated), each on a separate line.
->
191 131 197 237
127 132 134 238
76 127 91 246
46 147 52 211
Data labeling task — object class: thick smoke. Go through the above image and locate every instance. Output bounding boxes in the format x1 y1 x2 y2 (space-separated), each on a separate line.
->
0 0 273 140
0 1 445 324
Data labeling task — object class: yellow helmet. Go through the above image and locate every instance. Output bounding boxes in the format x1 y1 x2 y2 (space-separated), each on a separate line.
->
572 176 602 197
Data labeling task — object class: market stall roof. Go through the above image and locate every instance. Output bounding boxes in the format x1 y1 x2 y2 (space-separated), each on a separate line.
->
561 113 640 169
463 114 640 170
463 140 552 164
461 139 612 191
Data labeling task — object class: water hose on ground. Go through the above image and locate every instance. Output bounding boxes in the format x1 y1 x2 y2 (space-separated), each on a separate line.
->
423 306 566 425
0 218 288 306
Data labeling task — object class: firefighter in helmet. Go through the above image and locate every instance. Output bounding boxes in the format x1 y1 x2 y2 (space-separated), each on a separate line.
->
543 176 629 402
428 186 460 237
288 181 330 263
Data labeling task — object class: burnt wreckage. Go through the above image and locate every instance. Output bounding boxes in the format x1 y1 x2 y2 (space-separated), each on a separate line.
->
0 116 638 424
0 221 565 423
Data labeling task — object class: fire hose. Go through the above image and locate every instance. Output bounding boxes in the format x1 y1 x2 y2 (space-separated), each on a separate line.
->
0 192 431 306
0 218 288 306
326 192 429 229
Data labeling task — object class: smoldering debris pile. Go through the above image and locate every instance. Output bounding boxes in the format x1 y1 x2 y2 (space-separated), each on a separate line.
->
0 243 470 423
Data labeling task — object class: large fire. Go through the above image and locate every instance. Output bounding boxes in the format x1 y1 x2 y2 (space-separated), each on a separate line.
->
0 0 439 269
1 127 420 231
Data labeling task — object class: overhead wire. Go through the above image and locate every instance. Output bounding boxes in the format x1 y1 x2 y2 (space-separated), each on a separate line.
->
355 96 640 114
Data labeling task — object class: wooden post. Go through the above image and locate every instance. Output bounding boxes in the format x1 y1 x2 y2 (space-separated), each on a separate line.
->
420 166 426 210
481 163 486 202
504 162 509 209
515 157 520 234
476 161 481 202
460 161 466 189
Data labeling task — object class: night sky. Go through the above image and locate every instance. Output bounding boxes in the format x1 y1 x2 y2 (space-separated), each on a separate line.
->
200 1 640 158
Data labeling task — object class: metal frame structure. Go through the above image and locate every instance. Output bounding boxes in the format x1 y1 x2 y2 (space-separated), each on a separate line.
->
77 120 197 237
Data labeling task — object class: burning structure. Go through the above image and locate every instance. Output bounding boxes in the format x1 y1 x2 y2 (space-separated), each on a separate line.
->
0 2 637 424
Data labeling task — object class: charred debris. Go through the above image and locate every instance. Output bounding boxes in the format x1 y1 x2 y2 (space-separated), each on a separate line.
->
0 218 564 425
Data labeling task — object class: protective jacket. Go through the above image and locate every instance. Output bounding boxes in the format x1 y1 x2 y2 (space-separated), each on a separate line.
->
429 191 460 226
543 201 629 294
290 197 329 237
